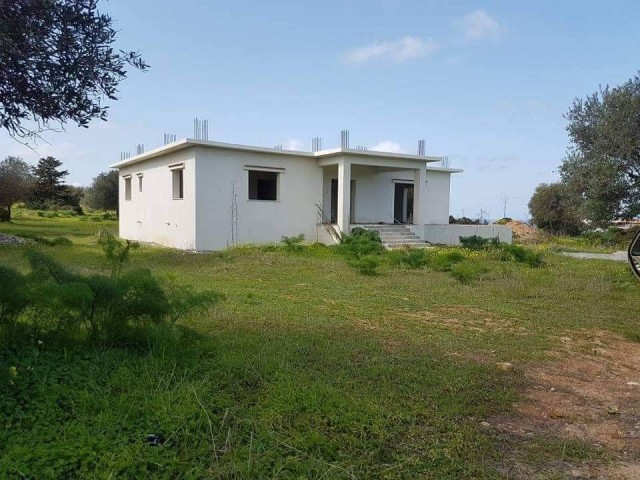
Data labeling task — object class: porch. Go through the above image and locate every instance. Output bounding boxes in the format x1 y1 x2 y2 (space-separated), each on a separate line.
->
318 156 429 236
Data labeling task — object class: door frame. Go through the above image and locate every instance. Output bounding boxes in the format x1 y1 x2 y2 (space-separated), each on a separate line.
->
393 182 414 224
330 178 356 224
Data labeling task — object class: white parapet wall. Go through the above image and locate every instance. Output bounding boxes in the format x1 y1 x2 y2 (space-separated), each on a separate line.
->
410 224 513 245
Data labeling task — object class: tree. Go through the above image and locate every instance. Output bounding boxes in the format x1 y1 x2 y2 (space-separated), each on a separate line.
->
0 0 148 140
0 156 34 221
528 183 582 235
84 170 118 212
559 73 640 226
29 156 68 208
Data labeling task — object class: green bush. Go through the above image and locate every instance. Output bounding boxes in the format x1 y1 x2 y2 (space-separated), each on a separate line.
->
98 230 138 277
0 234 224 347
427 250 466 272
15 234 73 247
51 236 73 246
387 248 428 269
281 234 305 252
579 227 639 248
348 255 381 276
459 235 499 250
498 244 544 268
338 228 385 259
450 260 488 284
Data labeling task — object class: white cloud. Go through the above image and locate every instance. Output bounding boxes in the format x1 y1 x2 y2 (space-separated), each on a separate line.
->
343 36 440 65
283 138 304 151
457 9 503 41
370 141 405 154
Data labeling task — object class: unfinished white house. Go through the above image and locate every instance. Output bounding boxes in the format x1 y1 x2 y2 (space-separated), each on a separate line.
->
110 136 511 250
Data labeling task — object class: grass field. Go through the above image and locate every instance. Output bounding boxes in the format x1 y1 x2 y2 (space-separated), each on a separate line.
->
1 212 640 479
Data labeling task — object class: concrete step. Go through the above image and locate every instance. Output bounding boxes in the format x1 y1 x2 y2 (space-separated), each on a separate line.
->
385 240 424 245
357 224 426 249
378 232 418 238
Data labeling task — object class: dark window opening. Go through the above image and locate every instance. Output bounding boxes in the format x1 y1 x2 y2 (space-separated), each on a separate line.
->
248 170 278 200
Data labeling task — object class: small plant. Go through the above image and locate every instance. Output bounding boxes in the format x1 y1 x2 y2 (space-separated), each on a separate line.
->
388 248 428 269
98 230 139 277
427 250 466 272
459 235 500 250
338 228 385 259
281 234 305 252
15 234 73 246
348 255 381 276
498 244 544 268
50 236 73 246
450 260 488 284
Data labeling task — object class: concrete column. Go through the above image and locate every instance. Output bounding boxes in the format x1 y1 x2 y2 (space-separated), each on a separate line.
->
337 159 351 235
413 163 427 225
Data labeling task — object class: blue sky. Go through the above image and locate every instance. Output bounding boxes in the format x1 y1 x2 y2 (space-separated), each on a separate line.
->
3 0 640 219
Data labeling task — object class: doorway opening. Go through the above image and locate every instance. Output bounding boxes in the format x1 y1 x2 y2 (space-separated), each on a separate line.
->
330 179 356 223
394 183 414 224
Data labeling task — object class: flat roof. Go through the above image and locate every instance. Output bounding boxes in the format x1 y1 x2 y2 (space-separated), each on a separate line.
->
109 138 449 169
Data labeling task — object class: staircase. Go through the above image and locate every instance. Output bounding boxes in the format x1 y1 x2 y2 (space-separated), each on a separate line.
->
358 224 427 249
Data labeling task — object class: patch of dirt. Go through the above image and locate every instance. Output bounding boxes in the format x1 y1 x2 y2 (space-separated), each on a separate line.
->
492 330 640 478
505 220 546 243
396 305 526 335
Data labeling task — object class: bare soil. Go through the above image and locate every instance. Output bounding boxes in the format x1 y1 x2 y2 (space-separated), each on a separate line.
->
505 220 546 243
493 330 640 479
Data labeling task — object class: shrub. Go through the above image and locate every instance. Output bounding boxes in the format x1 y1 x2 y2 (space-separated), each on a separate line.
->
281 234 305 252
15 234 73 247
387 248 428 269
580 227 635 248
0 236 224 347
450 260 488 284
459 235 499 250
498 244 544 268
51 236 73 246
338 228 385 259
427 250 466 272
348 255 381 276
98 230 138 277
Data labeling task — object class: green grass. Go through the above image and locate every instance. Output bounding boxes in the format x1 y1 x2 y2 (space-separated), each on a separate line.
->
1 213 640 478
545 235 627 254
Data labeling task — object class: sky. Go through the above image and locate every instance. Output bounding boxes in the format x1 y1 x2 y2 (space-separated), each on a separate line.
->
3 0 640 220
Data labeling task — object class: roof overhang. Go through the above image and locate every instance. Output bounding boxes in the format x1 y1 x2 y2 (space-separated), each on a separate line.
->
109 138 450 170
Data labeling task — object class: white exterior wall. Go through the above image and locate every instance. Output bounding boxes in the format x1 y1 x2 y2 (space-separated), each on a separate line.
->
194 148 324 250
118 148 197 249
423 169 451 224
415 224 513 245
